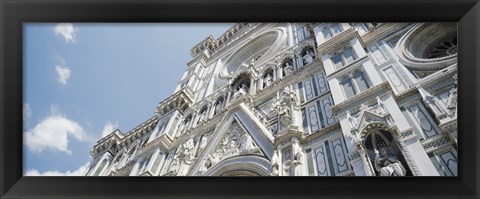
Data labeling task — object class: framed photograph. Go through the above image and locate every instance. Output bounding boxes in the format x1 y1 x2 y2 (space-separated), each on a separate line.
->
1 0 479 198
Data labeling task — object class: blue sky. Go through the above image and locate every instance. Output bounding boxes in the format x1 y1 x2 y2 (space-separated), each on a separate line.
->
23 23 232 176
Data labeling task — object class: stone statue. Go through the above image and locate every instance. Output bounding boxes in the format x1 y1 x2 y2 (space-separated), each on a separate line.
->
215 99 223 114
303 50 315 65
239 83 248 95
198 136 208 152
264 73 273 87
240 133 254 152
374 148 407 176
271 150 280 176
177 138 196 176
446 75 457 117
249 58 256 67
205 148 222 169
221 139 239 156
198 108 207 124
233 83 248 100
284 62 294 76
169 155 179 174
277 88 296 129
283 161 292 176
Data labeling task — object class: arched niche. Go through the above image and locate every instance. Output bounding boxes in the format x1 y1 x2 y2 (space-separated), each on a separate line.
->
281 58 294 77
230 72 251 100
363 129 413 176
262 68 275 88
204 155 272 176
301 46 316 65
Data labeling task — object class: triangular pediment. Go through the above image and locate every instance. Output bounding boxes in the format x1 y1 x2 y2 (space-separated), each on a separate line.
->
189 103 274 175
356 110 388 133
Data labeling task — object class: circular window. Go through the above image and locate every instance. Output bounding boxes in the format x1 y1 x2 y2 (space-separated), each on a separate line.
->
396 23 457 72
219 28 287 79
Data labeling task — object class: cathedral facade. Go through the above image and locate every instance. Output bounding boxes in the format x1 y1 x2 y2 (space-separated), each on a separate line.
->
85 23 458 176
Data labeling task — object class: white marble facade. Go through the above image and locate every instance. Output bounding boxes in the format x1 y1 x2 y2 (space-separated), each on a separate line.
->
85 23 458 176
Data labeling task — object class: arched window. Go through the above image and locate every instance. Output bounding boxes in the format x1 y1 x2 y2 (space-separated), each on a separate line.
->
350 23 369 35
321 23 343 40
331 47 357 69
339 70 371 99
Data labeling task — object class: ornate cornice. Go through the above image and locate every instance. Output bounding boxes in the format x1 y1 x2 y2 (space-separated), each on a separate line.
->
332 81 392 114
90 116 158 157
361 23 409 47
317 28 362 56
155 89 194 115
253 60 323 103
303 122 342 144
206 24 278 65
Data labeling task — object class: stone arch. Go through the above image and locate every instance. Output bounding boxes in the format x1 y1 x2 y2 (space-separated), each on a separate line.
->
396 23 457 76
230 72 251 100
361 128 413 176
219 28 288 79
204 155 272 176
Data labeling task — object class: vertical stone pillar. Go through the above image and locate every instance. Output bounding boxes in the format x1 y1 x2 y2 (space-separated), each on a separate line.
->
357 144 375 176
392 129 422 176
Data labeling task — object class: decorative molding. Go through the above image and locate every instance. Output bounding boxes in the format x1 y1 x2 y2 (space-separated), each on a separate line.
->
331 81 392 114
317 28 362 56
361 23 409 47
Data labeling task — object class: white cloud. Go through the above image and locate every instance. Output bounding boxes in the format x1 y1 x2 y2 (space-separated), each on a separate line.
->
23 103 31 128
25 161 90 176
55 65 71 85
24 105 90 155
54 23 78 43
101 121 119 138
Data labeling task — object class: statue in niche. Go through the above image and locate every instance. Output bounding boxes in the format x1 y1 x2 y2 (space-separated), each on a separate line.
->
374 148 407 176
446 75 457 117
271 150 280 176
233 83 248 100
197 108 207 124
169 155 180 174
177 138 196 176
198 136 208 153
264 73 273 87
249 58 256 67
284 62 294 76
276 87 296 129
303 50 315 65
215 99 223 114
205 148 222 169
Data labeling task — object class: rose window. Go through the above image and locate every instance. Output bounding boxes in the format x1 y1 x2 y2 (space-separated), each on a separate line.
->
426 37 457 59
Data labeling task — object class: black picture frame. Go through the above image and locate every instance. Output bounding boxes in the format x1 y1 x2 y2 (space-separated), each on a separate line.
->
1 0 479 198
